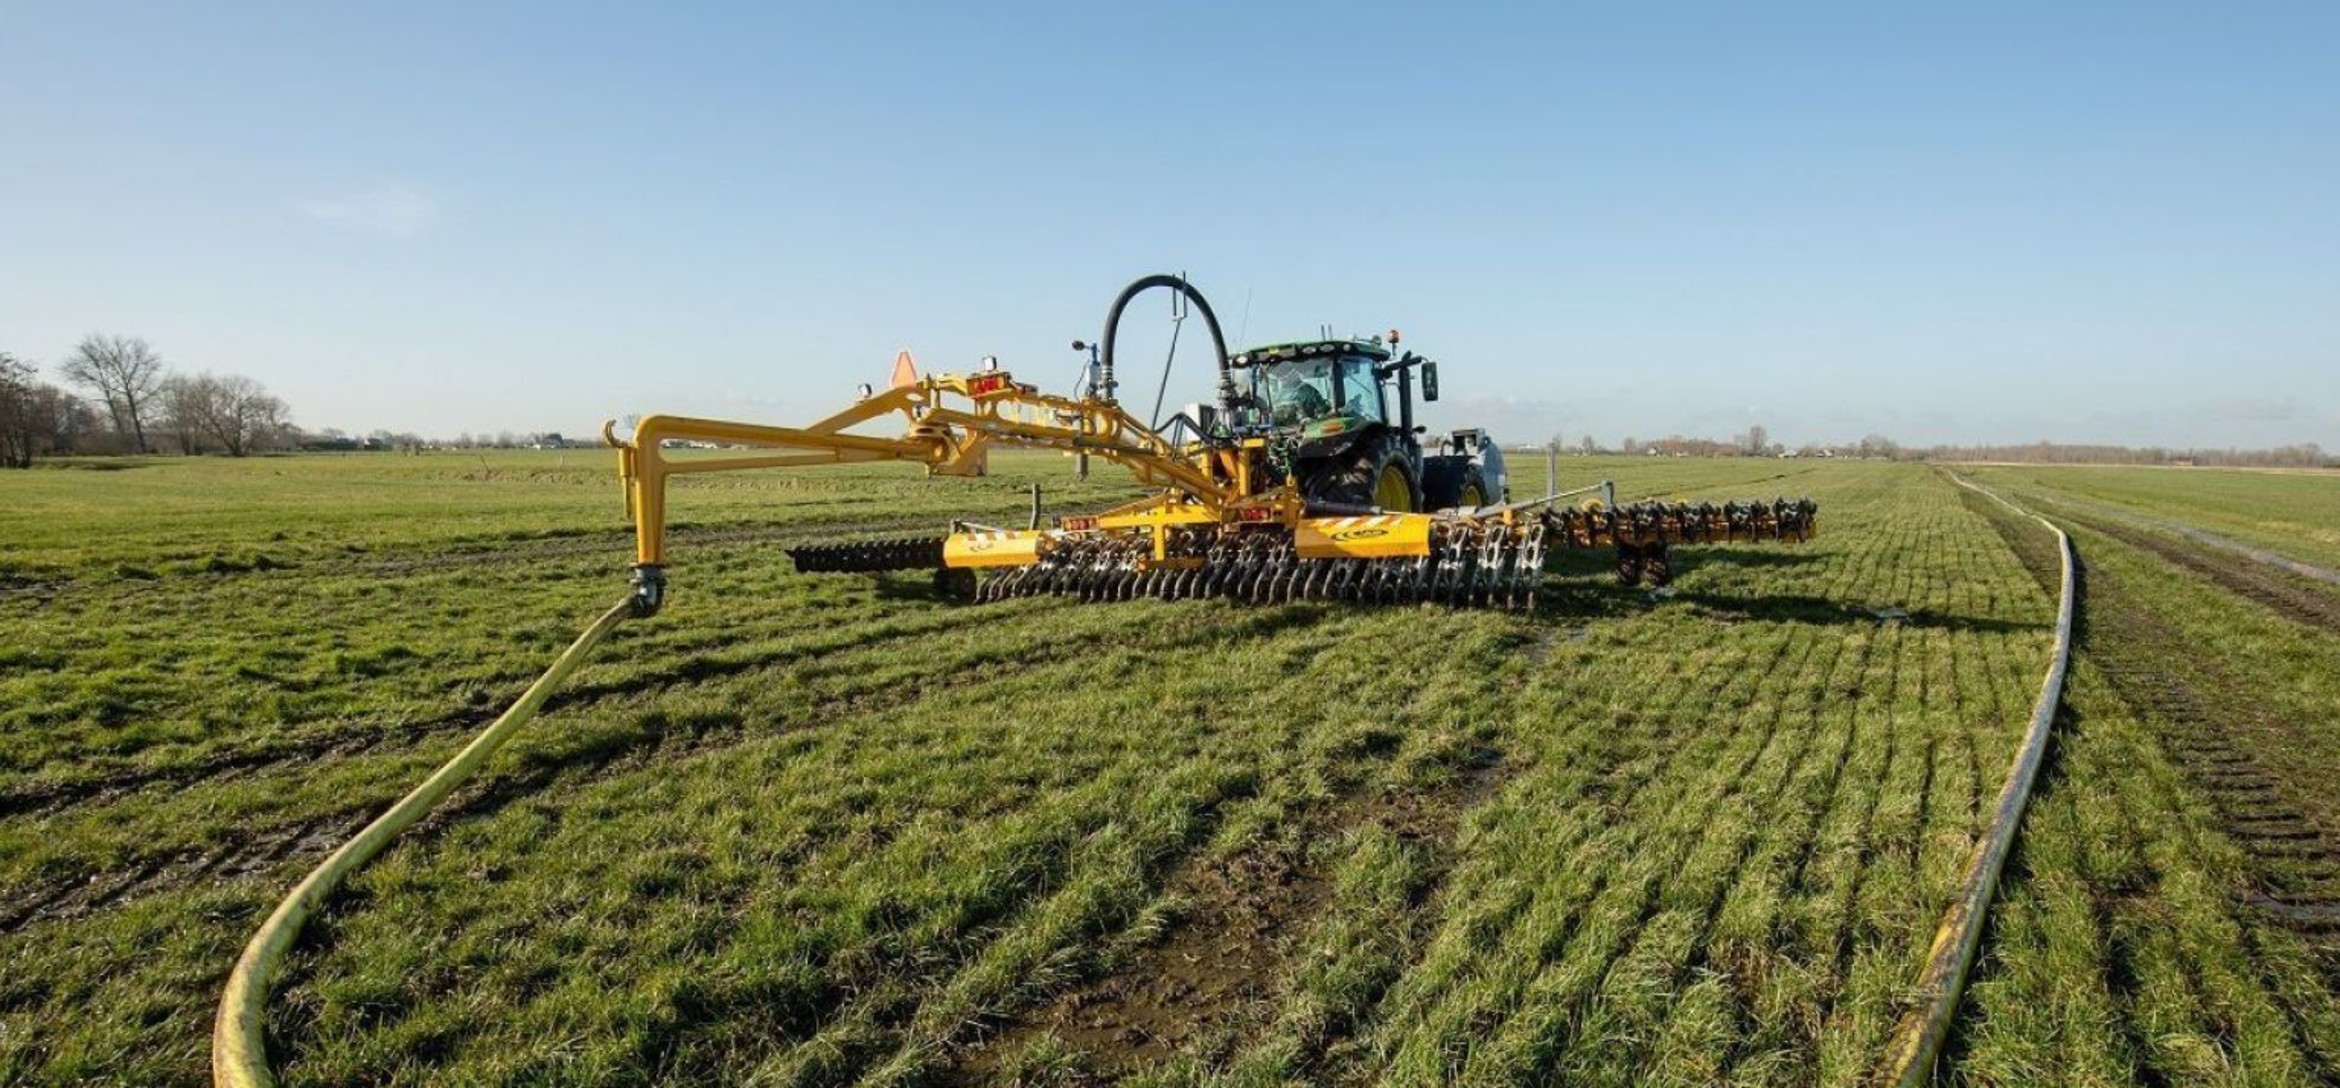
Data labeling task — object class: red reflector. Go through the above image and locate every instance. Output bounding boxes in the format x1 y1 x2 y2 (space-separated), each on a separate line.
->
1240 508 1273 521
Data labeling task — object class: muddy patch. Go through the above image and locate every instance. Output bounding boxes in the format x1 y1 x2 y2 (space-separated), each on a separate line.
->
949 750 1509 1083
0 812 370 934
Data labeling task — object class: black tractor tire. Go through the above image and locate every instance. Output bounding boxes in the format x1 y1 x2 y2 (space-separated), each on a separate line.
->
1447 465 1494 510
1419 457 1493 510
1306 433 1420 512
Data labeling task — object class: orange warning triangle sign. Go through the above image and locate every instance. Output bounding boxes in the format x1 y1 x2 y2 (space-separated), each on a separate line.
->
889 349 919 389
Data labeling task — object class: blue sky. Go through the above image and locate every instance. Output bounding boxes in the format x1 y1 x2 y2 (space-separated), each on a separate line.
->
3 2 2335 449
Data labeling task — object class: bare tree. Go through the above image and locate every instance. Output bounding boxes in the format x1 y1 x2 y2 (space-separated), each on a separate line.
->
180 373 290 456
0 354 92 467
0 353 42 467
61 334 167 453
156 374 209 455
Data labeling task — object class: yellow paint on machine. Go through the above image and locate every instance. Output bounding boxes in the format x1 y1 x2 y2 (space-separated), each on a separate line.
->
1294 515 1434 559
943 530 1051 568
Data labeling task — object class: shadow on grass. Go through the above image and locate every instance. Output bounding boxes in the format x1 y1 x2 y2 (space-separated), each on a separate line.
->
1679 592 2045 634
1671 548 1826 572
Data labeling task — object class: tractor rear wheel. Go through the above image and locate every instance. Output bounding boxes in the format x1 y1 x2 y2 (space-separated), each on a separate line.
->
1308 434 1419 512
1419 458 1491 510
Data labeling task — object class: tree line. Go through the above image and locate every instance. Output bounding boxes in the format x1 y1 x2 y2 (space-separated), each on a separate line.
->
1915 441 2330 468
1539 430 2331 468
0 335 294 467
1542 428 1902 460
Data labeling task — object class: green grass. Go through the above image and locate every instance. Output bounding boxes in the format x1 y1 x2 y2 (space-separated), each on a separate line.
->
1948 483 2340 1087
1963 463 2340 572
2 451 2333 1085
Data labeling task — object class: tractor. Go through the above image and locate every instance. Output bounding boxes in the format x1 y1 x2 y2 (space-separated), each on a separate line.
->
1214 336 1507 517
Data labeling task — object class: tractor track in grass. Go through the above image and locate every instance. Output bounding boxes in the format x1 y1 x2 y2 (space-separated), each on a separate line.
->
2055 508 2340 636
2048 526 2340 1053
2015 487 2340 588
1961 485 2340 1079
0 812 371 932
1984 491 2340 917
945 750 1514 1084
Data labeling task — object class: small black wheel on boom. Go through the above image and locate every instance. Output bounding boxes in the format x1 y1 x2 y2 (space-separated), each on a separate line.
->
1616 542 1646 587
1643 545 1673 587
934 566 978 602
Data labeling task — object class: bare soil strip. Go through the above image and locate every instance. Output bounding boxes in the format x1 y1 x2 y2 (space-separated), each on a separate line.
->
948 751 1510 1082
2028 490 2340 587
2061 510 2340 636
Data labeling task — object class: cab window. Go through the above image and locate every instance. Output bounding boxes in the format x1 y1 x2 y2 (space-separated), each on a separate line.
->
1335 357 1386 423
1251 360 1337 425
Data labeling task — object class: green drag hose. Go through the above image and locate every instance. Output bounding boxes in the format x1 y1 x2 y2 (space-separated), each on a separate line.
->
1875 475 2077 1086
213 596 637 1088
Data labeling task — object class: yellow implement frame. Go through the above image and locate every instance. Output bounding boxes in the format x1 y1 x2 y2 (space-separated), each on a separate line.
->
602 365 1506 616
606 369 1243 570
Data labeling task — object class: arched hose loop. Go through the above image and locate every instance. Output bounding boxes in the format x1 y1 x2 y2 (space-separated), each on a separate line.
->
1097 273 1234 416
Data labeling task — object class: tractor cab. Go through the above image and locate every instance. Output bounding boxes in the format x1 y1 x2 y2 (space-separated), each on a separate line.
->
1224 337 1493 513
1231 339 1402 453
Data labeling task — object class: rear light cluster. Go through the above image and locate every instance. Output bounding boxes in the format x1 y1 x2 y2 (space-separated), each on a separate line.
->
1238 507 1275 522
1060 516 1098 531
967 372 1013 397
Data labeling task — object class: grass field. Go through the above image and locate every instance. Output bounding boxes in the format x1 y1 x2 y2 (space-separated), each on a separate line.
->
3 452 2336 1086
1962 464 2340 573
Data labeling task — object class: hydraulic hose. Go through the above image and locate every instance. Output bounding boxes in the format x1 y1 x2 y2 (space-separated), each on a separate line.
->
213 595 638 1088
1098 273 1234 415
1874 474 2076 1087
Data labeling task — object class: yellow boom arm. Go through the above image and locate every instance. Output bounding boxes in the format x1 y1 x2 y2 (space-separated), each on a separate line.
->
605 369 1236 611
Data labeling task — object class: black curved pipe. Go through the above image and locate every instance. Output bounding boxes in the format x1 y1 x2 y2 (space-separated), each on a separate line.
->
1099 274 1235 415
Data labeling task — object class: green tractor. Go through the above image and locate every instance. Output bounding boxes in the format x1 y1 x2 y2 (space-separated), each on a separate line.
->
1225 336 1508 514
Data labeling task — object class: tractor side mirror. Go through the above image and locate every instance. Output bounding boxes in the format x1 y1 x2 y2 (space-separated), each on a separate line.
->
1421 361 1439 402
